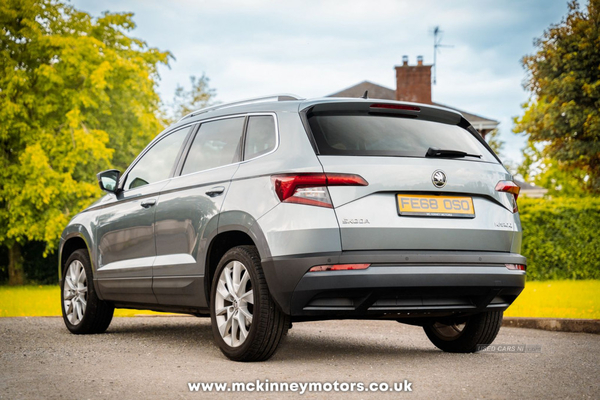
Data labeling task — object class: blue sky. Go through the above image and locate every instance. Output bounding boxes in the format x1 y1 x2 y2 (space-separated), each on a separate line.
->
72 0 570 166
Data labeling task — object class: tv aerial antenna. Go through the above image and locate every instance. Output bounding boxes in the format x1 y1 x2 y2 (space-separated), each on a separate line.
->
432 26 453 85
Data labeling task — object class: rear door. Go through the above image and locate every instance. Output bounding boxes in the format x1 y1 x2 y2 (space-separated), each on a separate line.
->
304 102 520 252
152 116 245 307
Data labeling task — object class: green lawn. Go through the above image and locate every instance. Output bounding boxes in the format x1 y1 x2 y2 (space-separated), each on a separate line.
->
0 285 169 317
504 280 600 319
1 280 599 319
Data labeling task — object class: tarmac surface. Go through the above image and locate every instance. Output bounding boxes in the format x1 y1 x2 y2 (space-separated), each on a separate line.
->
1 316 598 399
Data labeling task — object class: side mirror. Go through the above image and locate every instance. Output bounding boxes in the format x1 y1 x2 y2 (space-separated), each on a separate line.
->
97 169 121 193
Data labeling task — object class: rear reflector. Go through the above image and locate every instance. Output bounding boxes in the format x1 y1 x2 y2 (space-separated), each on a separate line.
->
309 264 371 272
370 103 420 112
272 173 368 208
505 264 526 271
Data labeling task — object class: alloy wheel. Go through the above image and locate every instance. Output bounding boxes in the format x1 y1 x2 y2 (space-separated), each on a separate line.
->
214 260 254 347
63 260 88 325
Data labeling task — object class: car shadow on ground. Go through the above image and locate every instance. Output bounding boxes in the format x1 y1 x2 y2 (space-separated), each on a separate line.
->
97 317 444 362
275 335 442 362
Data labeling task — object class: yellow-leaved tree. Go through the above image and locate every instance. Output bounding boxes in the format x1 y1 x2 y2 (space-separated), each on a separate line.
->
0 0 170 284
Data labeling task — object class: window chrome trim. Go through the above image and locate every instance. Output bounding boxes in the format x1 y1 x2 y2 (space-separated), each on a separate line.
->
118 112 279 189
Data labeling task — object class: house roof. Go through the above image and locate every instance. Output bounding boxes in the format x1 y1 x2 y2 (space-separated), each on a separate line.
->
432 103 499 131
514 180 539 190
327 80 499 131
328 80 396 101
514 179 548 198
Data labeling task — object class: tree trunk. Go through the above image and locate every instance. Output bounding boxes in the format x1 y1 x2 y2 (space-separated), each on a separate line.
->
8 242 25 285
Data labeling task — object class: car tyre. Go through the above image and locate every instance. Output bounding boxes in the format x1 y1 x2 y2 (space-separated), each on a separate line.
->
61 249 114 334
210 245 289 362
423 311 503 353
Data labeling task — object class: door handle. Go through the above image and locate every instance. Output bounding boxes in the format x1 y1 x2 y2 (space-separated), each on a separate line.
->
140 199 157 208
205 186 226 197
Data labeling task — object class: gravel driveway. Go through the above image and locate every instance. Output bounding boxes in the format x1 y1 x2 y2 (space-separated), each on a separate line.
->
1 316 598 399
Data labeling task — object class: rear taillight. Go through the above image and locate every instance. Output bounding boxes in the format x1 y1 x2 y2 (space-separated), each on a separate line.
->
495 180 520 213
506 264 526 271
309 264 371 272
272 173 368 208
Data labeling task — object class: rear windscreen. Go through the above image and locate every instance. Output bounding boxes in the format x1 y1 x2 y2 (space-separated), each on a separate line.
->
307 113 497 162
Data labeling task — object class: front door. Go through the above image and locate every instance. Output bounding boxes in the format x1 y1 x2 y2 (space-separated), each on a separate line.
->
95 125 192 304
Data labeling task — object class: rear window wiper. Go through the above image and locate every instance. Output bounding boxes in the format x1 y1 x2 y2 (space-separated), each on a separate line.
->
426 147 482 159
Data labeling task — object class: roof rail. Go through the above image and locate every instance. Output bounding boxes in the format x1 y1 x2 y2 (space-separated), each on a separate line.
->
178 93 303 122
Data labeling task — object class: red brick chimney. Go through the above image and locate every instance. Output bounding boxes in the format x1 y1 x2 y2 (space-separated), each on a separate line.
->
395 55 432 104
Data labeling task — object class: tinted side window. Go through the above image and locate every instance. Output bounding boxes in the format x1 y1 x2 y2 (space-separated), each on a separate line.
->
181 117 244 175
244 116 276 160
125 126 191 190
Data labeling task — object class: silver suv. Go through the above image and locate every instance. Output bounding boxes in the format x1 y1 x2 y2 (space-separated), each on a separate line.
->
59 95 526 361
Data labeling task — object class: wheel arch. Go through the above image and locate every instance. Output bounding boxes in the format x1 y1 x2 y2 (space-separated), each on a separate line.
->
59 230 92 281
204 221 271 306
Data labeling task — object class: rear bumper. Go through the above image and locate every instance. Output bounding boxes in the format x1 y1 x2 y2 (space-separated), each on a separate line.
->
261 251 526 319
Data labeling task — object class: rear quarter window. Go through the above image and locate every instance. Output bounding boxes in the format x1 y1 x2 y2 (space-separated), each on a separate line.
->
244 115 276 160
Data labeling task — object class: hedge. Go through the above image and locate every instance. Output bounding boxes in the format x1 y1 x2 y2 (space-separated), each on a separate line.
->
518 196 600 280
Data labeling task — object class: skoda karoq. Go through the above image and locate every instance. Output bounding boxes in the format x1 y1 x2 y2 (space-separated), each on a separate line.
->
59 95 526 361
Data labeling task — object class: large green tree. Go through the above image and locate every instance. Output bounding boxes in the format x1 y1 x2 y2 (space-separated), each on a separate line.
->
0 0 170 284
514 0 600 193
